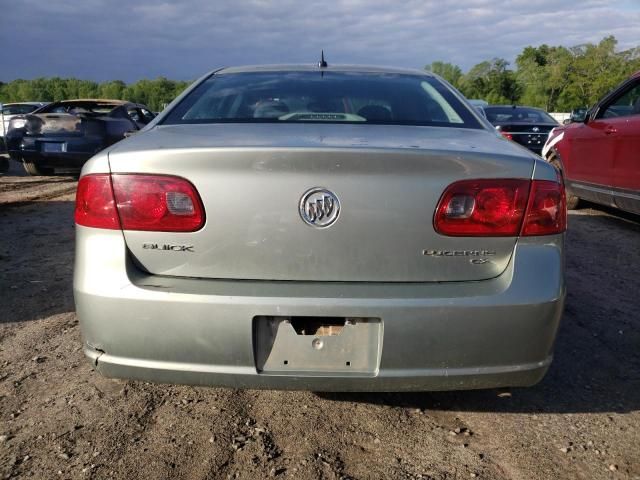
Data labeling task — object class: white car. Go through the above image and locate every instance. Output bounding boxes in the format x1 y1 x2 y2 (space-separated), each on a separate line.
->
1 102 48 141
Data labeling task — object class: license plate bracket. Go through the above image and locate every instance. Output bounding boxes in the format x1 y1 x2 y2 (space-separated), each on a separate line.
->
253 316 382 374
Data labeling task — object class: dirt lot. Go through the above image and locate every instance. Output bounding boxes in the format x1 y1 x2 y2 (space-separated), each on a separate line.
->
1 159 639 480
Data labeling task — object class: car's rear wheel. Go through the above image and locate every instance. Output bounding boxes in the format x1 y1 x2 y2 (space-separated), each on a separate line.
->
549 155 579 210
0 156 9 174
23 160 54 176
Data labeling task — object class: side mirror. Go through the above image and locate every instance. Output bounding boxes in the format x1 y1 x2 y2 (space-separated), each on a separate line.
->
569 108 588 124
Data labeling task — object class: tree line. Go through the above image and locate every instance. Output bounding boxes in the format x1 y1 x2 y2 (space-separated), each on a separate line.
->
0 77 191 112
427 36 640 111
1 36 639 113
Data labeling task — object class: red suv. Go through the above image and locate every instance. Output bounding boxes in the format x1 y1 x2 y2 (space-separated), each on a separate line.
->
542 71 640 214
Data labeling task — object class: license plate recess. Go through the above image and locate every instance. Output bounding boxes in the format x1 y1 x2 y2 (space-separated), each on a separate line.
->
253 316 382 374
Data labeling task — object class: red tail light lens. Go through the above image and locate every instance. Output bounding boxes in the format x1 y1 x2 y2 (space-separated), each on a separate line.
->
434 179 529 236
74 173 205 232
521 180 566 236
500 132 514 141
75 174 121 229
111 174 205 232
435 178 566 237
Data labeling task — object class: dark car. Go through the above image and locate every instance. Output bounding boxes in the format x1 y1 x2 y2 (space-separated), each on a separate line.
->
6 99 155 175
542 70 640 213
483 105 559 155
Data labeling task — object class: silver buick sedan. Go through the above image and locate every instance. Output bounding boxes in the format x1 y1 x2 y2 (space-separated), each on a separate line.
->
73 64 566 391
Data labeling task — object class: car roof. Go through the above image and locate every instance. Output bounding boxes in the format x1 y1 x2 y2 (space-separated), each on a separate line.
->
485 105 547 111
3 102 47 106
215 64 433 76
57 99 130 105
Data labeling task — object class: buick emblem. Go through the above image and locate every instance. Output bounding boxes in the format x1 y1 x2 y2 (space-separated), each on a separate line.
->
532 126 540 132
299 187 340 228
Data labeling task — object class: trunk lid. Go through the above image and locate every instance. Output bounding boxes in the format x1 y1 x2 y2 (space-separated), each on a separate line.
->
497 122 557 151
109 123 534 282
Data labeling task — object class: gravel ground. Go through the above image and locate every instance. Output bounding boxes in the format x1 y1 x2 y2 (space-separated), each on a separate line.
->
1 158 638 480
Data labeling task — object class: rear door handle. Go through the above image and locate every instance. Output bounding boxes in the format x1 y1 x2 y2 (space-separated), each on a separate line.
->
604 125 617 135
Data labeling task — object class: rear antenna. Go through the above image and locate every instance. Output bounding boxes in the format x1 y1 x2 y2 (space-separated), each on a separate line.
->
318 50 328 68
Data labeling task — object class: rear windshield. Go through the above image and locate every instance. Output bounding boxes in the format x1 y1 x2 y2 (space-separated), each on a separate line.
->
162 71 482 128
40 102 120 115
484 107 557 124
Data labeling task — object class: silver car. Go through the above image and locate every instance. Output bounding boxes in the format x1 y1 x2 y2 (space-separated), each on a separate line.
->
74 64 566 391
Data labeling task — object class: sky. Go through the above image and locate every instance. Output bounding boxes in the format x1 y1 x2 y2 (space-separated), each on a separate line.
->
1 0 639 83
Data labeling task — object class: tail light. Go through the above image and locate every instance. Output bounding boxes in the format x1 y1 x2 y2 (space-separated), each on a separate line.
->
75 174 205 232
496 126 513 141
521 179 566 235
500 132 514 141
75 174 120 229
434 179 566 237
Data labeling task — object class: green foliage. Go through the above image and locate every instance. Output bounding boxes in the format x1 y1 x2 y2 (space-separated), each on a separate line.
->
426 36 640 111
513 36 640 111
425 61 463 89
0 77 192 112
122 77 191 112
458 58 521 104
515 44 574 111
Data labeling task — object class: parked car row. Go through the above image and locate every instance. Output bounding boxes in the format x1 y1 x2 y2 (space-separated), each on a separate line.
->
474 71 639 216
5 70 637 218
1 62 633 395
2 99 155 175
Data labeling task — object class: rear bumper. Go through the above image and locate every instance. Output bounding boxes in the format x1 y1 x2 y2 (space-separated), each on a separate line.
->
86 349 552 391
515 142 544 155
18 151 90 169
74 228 565 392
9 150 94 170
7 134 103 168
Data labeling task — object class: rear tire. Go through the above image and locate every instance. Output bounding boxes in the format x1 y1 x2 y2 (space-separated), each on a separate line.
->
0 156 9 174
565 190 580 210
549 156 579 210
23 160 53 176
